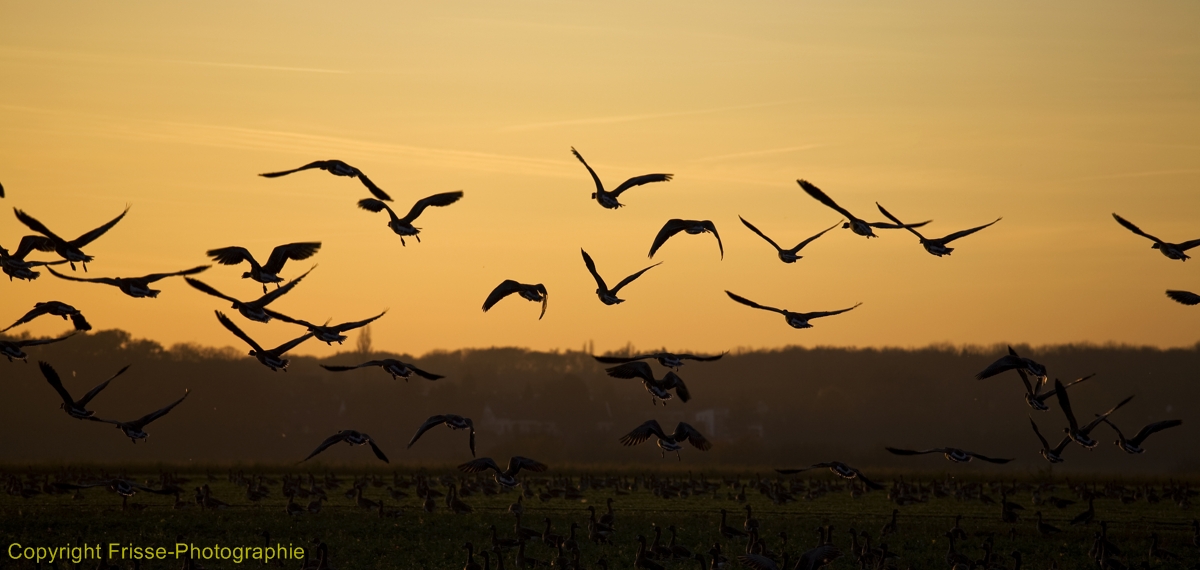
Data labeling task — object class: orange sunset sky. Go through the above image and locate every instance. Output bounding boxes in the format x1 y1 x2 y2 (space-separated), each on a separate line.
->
2 1 1198 358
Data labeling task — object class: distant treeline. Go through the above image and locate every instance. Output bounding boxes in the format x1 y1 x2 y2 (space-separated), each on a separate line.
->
1 330 1196 473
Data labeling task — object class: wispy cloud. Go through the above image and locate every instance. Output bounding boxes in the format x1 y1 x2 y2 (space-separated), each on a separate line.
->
498 99 801 132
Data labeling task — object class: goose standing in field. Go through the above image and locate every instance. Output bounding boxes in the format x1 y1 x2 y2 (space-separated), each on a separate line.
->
205 242 321 293
739 216 840 263
1165 290 1200 305
1021 372 1094 412
619 420 711 460
407 414 476 457
1055 381 1133 448
647 219 723 259
604 361 691 405
269 310 387 345
0 235 68 281
975 346 1048 382
38 360 128 420
571 147 672 209
458 456 548 488
581 249 660 305
259 160 392 201
302 430 389 464
797 180 930 238
775 462 885 490
1 333 73 363
1098 417 1183 454
98 389 189 443
185 267 312 323
885 446 1013 464
357 191 463 245
725 290 860 329
1029 417 1071 463
592 350 724 370
1111 213 1200 261
47 265 209 298
876 203 1001 256
214 310 313 372
3 301 91 332
482 280 548 319
321 358 443 381
13 205 129 271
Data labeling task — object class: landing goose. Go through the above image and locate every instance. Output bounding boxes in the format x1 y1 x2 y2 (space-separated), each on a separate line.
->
0 235 67 281
797 180 929 238
458 456 547 488
885 446 1013 464
775 462 885 490
619 420 711 460
876 203 1000 256
302 430 389 463
1029 417 1071 463
1098 417 1182 454
13 205 130 271
647 219 722 259
571 147 672 209
592 351 724 370
185 267 312 323
975 346 1048 382
38 360 128 420
321 359 443 381
205 242 320 293
259 160 392 201
1020 372 1093 412
725 290 860 329
1054 380 1132 448
270 310 387 344
739 216 840 263
1 333 73 362
357 191 463 245
407 414 476 457
1165 290 1200 305
581 249 660 305
1112 213 1200 260
214 310 313 371
98 389 189 443
47 265 210 298
482 281 548 319
604 362 691 405
3 301 91 332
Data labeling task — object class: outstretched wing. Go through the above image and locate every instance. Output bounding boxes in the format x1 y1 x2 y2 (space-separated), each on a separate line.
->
966 451 1014 464
1029 418 1052 450
482 280 523 312
884 447 940 456
674 422 712 450
507 456 548 475
330 310 387 332
263 309 317 329
797 179 855 219
2 304 52 332
1175 238 1200 252
46 267 119 286
303 432 349 462
604 361 654 382
975 355 1022 380
1166 290 1200 306
407 415 448 448
407 364 444 381
215 310 264 353
662 372 691 402
38 361 76 407
15 333 75 348
940 218 1002 244
69 312 92 331
76 364 130 407
610 262 661 295
739 216 782 251
458 457 502 474
70 205 130 247
725 290 785 315
400 191 464 223
775 466 819 475
793 220 842 252
1054 379 1080 432
619 420 667 446
796 546 842 570
677 352 725 362
875 203 926 240
357 198 399 222
736 554 780 570
355 173 392 201
205 246 258 269
14 235 56 259
570 147 604 196
13 209 67 244
802 302 862 320
270 331 315 355
851 468 885 490
185 278 241 304
256 266 313 306
591 354 652 364
365 436 390 463
1081 395 1133 433
1036 374 1095 401
1112 213 1162 243
580 249 608 291
611 173 673 197
129 389 189 429
258 161 328 178
263 242 321 274
702 220 723 258
320 362 379 372
1129 419 1183 446
648 219 689 258
141 265 211 283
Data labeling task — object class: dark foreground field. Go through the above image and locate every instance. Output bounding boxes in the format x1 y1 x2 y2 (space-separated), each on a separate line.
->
2 467 1198 570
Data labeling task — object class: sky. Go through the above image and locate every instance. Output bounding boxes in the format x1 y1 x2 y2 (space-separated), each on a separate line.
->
1 1 1199 358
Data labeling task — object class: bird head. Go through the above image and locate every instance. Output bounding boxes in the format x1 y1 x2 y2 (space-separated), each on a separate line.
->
241 271 253 279
248 349 258 357
591 192 597 199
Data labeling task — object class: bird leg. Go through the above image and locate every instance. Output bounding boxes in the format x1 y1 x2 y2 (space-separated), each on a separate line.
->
70 261 77 271
676 451 681 462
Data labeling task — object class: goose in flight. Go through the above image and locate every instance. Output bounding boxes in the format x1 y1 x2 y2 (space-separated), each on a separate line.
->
184 267 312 323
775 462 885 490
725 290 860 329
592 351 724 370
482 280 548 319
1165 290 1200 305
270 310 387 345
214 310 313 371
619 420 712 460
739 216 840 263
302 430 389 463
571 147 672 209
738 546 841 570
3 301 91 332
1055 381 1132 449
357 191 463 245
259 160 392 201
1 333 73 363
1029 417 1071 463
407 414 476 457
604 361 691 405
1020 372 1094 412
205 242 321 293
797 180 929 238
38 360 128 420
13 205 130 271
648 219 723 259
884 446 1013 464
581 249 660 305
458 456 547 488
876 203 1000 257
0 235 68 281
98 389 189 443
1099 417 1182 454
975 346 1048 382
1112 213 1200 261
47 265 209 298
321 359 443 381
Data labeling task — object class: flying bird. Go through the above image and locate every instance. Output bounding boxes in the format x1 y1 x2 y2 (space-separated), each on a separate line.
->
884 446 1013 464
725 290 860 329
647 219 723 259
269 310 387 345
619 420 712 460
1165 290 1200 305
482 281 548 319
205 242 321 293
571 147 672 209
797 180 930 238
604 361 691 405
0 235 68 281
184 267 312 323
38 361 128 420
876 203 1000 257
321 359 443 381
407 414 476 457
302 430 389 463
98 389 189 443
214 310 313 371
975 346 1048 382
1112 213 1200 261
592 351 724 370
1055 381 1132 449
3 301 91 333
1 333 73 363
1099 417 1183 454
775 462 885 490
357 191 463 245
13 205 130 271
581 249 660 305
458 456 547 487
739 216 840 263
1020 372 1094 412
1029 417 1071 463
259 160 392 201
47 265 210 298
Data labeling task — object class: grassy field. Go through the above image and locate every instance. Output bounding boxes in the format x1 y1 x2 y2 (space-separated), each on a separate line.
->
2 468 1198 569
